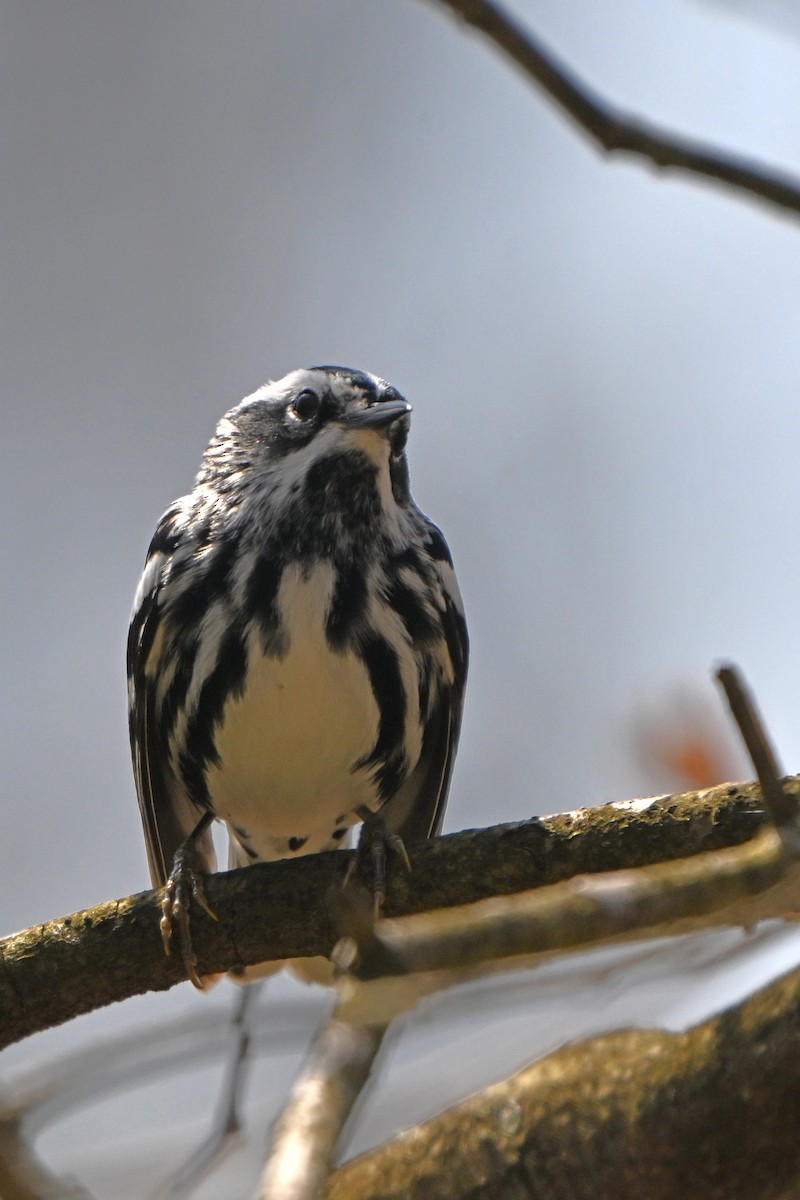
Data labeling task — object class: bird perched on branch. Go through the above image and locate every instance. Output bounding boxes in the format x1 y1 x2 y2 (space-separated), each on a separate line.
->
127 366 468 986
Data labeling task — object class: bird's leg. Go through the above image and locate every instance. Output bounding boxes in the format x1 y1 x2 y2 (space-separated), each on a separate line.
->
351 805 412 917
161 810 218 989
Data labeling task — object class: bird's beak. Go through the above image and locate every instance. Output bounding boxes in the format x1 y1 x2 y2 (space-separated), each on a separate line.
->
340 399 412 432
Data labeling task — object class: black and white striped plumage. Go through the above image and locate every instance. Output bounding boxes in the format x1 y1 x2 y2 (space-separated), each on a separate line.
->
127 366 468 942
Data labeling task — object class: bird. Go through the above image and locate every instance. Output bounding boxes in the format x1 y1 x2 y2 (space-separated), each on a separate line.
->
127 365 468 987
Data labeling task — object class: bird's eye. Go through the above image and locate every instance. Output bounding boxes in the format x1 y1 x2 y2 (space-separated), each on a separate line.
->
290 388 321 423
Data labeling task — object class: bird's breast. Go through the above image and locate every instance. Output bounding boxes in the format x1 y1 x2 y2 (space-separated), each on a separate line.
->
204 561 383 846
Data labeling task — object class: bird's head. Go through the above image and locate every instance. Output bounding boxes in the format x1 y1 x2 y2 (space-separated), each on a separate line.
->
199 366 413 510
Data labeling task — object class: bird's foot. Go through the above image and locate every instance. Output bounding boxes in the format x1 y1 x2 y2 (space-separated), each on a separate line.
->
348 806 412 918
161 814 218 990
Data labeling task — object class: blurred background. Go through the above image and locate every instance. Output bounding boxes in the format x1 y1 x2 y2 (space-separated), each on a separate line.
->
2 0 800 1193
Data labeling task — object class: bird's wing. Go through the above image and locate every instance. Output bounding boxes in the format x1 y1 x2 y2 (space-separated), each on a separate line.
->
127 505 216 888
383 523 468 845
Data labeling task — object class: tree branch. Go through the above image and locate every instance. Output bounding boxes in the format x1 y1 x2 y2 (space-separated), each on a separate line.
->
0 1111 93 1200
0 779 779 1049
716 663 795 825
425 0 800 220
325 959 800 1200
257 1019 387 1200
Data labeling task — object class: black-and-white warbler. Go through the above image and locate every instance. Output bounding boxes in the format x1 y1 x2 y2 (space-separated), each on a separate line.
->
127 366 468 985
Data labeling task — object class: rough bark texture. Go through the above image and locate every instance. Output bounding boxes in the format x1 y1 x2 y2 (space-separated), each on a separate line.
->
0 778 782 1049
327 962 800 1200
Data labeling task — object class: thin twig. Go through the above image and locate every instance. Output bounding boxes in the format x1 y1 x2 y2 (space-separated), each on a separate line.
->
257 1020 387 1200
426 0 800 220
716 663 796 827
0 1115 94 1200
257 893 394 1200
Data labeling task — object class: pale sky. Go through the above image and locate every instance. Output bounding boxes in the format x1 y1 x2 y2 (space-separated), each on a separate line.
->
3 1 800 1192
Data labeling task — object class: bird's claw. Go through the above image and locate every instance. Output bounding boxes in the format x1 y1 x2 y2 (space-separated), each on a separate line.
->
351 807 412 918
161 839 218 990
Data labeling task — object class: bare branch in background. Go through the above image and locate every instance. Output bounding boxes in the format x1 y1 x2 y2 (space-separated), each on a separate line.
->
0 1110 94 1200
258 899 395 1200
325 960 800 1200
257 1019 386 1200
425 0 800 220
716 663 795 827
